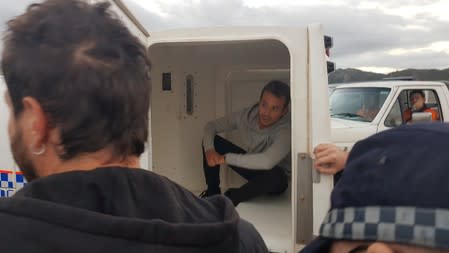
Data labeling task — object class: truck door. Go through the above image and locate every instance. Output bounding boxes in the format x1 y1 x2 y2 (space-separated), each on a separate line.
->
378 85 446 133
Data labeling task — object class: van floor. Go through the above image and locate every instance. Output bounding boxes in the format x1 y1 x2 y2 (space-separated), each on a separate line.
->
236 188 292 253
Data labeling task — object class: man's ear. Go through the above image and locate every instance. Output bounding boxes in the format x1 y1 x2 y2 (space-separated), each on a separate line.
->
22 97 49 147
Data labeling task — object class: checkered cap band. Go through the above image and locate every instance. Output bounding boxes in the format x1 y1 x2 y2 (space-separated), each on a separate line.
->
320 207 449 250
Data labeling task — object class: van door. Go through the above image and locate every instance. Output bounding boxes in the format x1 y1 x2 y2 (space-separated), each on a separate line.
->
294 24 333 249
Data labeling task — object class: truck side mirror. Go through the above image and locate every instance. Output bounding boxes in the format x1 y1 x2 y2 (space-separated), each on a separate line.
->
327 61 335 73
324 35 335 74
324 35 333 49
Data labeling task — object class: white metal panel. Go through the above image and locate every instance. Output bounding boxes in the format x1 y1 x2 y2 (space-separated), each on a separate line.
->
288 26 317 250
307 24 333 236
440 87 449 121
149 48 217 191
148 27 307 51
0 76 16 170
236 187 292 253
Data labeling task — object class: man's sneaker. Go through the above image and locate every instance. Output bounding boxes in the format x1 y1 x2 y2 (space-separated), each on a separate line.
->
224 188 240 206
199 188 221 198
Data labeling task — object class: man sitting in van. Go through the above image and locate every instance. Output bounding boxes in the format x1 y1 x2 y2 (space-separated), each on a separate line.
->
200 80 291 206
403 90 439 123
0 1 268 252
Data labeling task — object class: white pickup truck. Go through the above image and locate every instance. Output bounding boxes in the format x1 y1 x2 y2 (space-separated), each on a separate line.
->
329 80 449 150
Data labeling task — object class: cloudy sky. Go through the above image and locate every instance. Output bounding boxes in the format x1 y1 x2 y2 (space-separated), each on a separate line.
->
1 0 448 74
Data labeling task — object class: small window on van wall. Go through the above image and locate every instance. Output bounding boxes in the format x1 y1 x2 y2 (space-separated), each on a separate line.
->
385 89 442 127
162 72 172 91
185 74 194 115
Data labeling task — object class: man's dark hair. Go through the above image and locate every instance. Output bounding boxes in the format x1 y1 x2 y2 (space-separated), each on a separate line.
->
410 90 425 98
1 0 151 159
259 80 290 108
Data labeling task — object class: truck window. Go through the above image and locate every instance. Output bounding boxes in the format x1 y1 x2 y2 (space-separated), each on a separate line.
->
385 100 403 127
385 89 442 127
330 87 390 122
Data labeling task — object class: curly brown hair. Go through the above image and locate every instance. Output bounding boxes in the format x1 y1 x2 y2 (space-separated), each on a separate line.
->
1 0 151 160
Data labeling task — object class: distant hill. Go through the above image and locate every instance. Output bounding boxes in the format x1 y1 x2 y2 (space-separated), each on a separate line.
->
329 68 449 84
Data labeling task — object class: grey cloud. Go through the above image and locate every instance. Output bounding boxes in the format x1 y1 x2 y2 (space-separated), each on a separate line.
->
337 50 449 70
0 0 35 30
0 0 35 55
379 0 437 8
125 0 449 71
340 0 436 8
0 0 447 72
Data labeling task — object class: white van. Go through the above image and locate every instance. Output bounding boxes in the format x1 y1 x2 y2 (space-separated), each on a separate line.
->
0 1 334 252
147 26 333 252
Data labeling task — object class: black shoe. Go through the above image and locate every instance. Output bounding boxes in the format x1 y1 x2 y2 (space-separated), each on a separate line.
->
199 188 221 198
224 188 240 206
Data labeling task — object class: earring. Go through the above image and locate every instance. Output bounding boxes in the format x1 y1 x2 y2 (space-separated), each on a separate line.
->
31 144 46 156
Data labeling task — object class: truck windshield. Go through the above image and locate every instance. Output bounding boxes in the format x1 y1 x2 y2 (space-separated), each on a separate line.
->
330 87 391 122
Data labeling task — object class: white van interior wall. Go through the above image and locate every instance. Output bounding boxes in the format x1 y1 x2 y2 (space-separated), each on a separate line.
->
149 40 290 193
149 40 293 252
150 51 216 191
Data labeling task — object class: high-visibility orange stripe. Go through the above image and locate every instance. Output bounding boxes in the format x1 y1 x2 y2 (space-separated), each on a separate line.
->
0 170 23 175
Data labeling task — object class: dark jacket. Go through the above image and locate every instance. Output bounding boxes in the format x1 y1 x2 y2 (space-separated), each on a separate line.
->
0 167 267 252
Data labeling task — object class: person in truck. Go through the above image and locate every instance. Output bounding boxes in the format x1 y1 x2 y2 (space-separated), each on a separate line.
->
356 93 380 121
199 80 291 206
314 91 442 176
0 0 268 252
403 90 439 123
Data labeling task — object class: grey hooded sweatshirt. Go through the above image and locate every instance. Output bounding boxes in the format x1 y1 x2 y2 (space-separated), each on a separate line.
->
203 103 291 174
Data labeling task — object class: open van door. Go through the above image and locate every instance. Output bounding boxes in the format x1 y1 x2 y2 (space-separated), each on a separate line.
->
295 25 333 250
147 24 331 253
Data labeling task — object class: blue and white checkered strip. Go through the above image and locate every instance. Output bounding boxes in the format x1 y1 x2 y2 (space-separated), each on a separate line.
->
0 170 27 197
320 207 449 250
15 173 26 189
0 172 14 189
